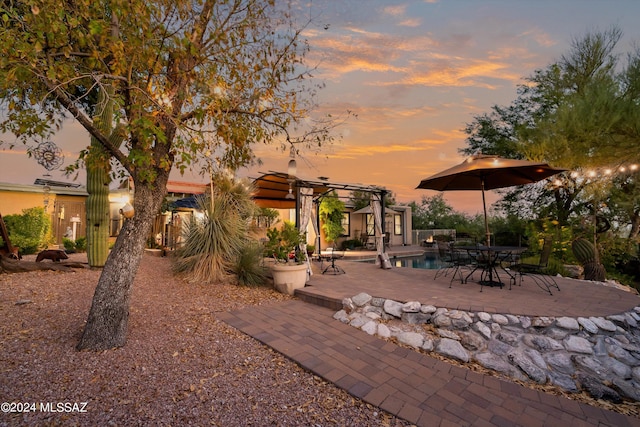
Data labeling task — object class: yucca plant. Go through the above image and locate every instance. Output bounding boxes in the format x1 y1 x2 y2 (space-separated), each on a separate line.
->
172 173 257 284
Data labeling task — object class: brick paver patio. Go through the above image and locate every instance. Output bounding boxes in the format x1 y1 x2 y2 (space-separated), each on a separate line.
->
219 255 640 426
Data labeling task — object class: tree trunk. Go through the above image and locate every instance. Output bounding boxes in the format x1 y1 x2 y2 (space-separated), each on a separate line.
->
77 181 166 351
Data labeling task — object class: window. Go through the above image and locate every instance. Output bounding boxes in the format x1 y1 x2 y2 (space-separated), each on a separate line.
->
394 214 402 235
341 212 350 236
366 213 375 235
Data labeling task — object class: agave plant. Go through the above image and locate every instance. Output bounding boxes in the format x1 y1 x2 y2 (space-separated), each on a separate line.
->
172 173 257 284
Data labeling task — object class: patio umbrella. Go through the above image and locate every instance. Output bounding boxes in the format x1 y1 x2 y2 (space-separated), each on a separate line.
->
416 154 566 245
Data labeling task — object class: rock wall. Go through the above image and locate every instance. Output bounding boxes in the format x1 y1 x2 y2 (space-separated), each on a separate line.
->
335 292 640 404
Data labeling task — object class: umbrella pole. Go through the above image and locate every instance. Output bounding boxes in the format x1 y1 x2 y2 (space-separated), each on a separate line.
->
481 180 490 246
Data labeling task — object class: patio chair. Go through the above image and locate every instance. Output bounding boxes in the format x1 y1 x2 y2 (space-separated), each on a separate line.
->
447 246 475 288
322 247 345 275
433 241 453 279
511 236 560 295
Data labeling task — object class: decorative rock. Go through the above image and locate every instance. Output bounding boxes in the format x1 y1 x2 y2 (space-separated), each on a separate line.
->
633 366 640 382
548 372 578 393
421 338 434 352
402 312 430 324
488 339 513 356
371 297 385 307
519 316 531 329
432 314 452 328
602 356 633 380
459 331 487 351
505 315 520 325
377 323 391 339
508 350 547 384
572 355 607 376
438 329 460 340
475 352 517 376
352 292 372 307
383 299 404 318
420 304 437 314
593 336 607 357
608 314 627 327
474 321 491 339
544 352 575 375
577 317 599 334
397 331 423 348
625 312 639 328
590 317 617 332
365 312 381 320
576 373 622 403
612 378 640 401
349 314 369 328
495 330 519 345
522 334 563 352
436 338 469 363
556 317 580 330
524 348 547 370
341 298 355 314
563 336 593 354
434 307 448 317
477 312 491 322
491 314 508 325
490 323 501 333
402 301 421 312
606 342 640 366
361 320 378 335
545 327 571 340
333 310 349 323
531 316 554 328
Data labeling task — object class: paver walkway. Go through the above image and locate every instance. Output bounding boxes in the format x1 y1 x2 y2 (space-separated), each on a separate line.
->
220 256 640 426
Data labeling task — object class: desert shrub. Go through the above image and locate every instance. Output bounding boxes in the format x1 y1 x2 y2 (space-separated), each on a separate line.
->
74 236 87 252
62 238 76 253
233 242 268 287
172 174 257 284
4 207 51 254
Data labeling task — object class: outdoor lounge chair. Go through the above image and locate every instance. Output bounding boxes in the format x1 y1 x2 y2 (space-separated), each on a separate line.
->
511 236 560 295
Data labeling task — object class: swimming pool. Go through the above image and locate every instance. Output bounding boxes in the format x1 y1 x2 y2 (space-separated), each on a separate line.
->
360 254 439 269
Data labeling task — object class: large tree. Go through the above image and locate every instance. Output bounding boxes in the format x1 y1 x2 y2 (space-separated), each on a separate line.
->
0 0 336 350
462 27 640 230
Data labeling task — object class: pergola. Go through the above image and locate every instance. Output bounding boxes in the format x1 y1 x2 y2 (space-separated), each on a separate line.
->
252 171 390 258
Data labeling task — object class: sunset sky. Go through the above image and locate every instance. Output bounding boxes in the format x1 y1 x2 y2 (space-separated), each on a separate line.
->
2 0 640 214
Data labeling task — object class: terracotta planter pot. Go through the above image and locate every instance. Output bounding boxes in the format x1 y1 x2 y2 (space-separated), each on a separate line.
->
271 263 308 295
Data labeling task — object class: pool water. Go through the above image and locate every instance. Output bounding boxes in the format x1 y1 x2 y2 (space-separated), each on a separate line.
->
361 254 439 269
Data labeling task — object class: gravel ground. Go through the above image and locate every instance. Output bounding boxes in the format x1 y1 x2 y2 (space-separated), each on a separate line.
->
0 253 411 426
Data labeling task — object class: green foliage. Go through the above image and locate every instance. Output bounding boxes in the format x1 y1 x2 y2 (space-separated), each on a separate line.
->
264 221 306 263
74 236 87 252
4 207 51 254
172 175 257 283
254 207 280 229
62 238 76 253
319 191 345 244
233 242 268 287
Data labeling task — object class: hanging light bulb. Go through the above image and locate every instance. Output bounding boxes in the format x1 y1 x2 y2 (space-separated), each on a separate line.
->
287 146 297 178
285 145 296 199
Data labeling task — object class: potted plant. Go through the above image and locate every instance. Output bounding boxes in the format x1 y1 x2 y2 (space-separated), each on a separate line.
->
264 222 308 295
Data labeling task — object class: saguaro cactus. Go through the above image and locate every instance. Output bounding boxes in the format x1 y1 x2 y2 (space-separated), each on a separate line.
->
86 87 123 267
571 237 606 282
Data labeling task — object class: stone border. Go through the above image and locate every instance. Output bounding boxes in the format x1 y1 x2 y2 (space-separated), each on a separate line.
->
335 292 640 404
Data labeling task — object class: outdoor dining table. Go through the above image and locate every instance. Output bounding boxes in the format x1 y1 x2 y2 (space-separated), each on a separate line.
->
458 245 528 290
